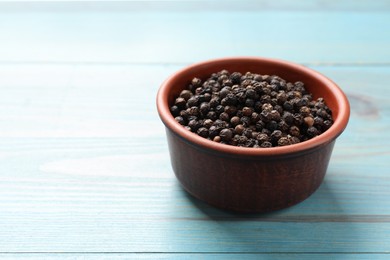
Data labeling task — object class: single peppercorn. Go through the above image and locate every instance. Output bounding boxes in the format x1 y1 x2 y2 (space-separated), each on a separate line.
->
175 97 186 108
283 101 293 111
240 116 250 126
261 141 272 148
175 116 185 125
243 128 253 138
197 127 209 138
256 133 270 143
300 106 311 116
219 87 231 99
278 137 290 146
170 105 180 117
234 124 245 135
270 110 281 121
219 112 230 122
215 105 224 115
266 121 278 132
289 126 300 137
323 120 333 130
220 129 233 142
224 105 237 116
303 116 314 127
209 125 220 138
180 90 193 101
251 112 261 123
242 107 253 116
282 111 294 124
213 136 221 142
188 120 201 132
307 126 319 137
200 102 210 115
206 111 218 121
203 119 214 128
209 97 219 108
230 116 240 126
187 96 199 107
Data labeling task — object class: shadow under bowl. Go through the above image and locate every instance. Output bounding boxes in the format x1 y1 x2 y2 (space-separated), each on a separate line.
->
157 57 350 213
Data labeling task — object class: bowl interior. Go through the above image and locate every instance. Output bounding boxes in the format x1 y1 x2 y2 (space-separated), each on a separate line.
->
158 57 350 156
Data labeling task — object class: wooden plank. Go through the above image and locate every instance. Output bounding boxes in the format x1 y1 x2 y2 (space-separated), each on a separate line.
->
1 0 390 12
0 9 389 64
0 64 389 253
0 253 389 260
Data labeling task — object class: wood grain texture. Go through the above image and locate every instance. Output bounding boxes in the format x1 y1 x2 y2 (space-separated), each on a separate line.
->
0 5 389 64
0 1 389 258
0 253 390 260
0 65 389 255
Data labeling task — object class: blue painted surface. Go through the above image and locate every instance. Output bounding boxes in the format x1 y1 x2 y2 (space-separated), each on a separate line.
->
0 1 389 259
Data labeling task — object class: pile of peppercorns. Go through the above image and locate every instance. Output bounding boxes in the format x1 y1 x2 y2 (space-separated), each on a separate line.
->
170 70 333 148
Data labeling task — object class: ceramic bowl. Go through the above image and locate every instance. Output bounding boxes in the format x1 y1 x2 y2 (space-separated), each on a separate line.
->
157 57 350 212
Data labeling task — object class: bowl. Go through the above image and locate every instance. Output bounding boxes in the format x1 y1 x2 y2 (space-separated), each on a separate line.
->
156 57 350 212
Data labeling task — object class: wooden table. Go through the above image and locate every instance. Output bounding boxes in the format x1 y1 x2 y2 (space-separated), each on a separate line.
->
0 1 389 259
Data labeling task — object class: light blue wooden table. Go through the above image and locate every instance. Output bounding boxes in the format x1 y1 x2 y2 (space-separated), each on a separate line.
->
0 1 389 259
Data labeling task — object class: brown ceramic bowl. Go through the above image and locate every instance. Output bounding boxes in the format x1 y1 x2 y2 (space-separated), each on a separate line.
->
157 57 350 213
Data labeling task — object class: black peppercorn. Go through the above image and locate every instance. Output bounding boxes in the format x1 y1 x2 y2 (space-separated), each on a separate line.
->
213 136 221 142
187 96 199 107
220 129 233 142
230 116 240 126
242 107 253 116
215 105 224 115
289 126 300 137
245 98 255 107
175 116 185 125
219 112 230 122
206 111 218 121
240 116 251 126
282 111 294 124
209 126 220 138
200 102 210 115
303 116 314 127
209 97 219 108
234 124 245 135
170 105 180 117
180 90 193 101
271 130 282 143
188 106 200 117
175 97 186 108
219 87 231 99
307 126 319 137
314 116 324 128
278 137 290 146
251 112 261 123
197 127 209 138
255 120 265 131
191 77 202 88
203 119 213 128
270 110 281 121
170 70 333 148
256 133 270 143
278 120 289 132
323 120 333 130
300 106 311 116
243 128 253 138
283 101 293 111
188 120 201 132
261 141 272 148
266 121 278 132
224 106 237 116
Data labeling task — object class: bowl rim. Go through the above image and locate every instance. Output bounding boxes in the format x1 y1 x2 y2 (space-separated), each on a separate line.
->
157 56 350 157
